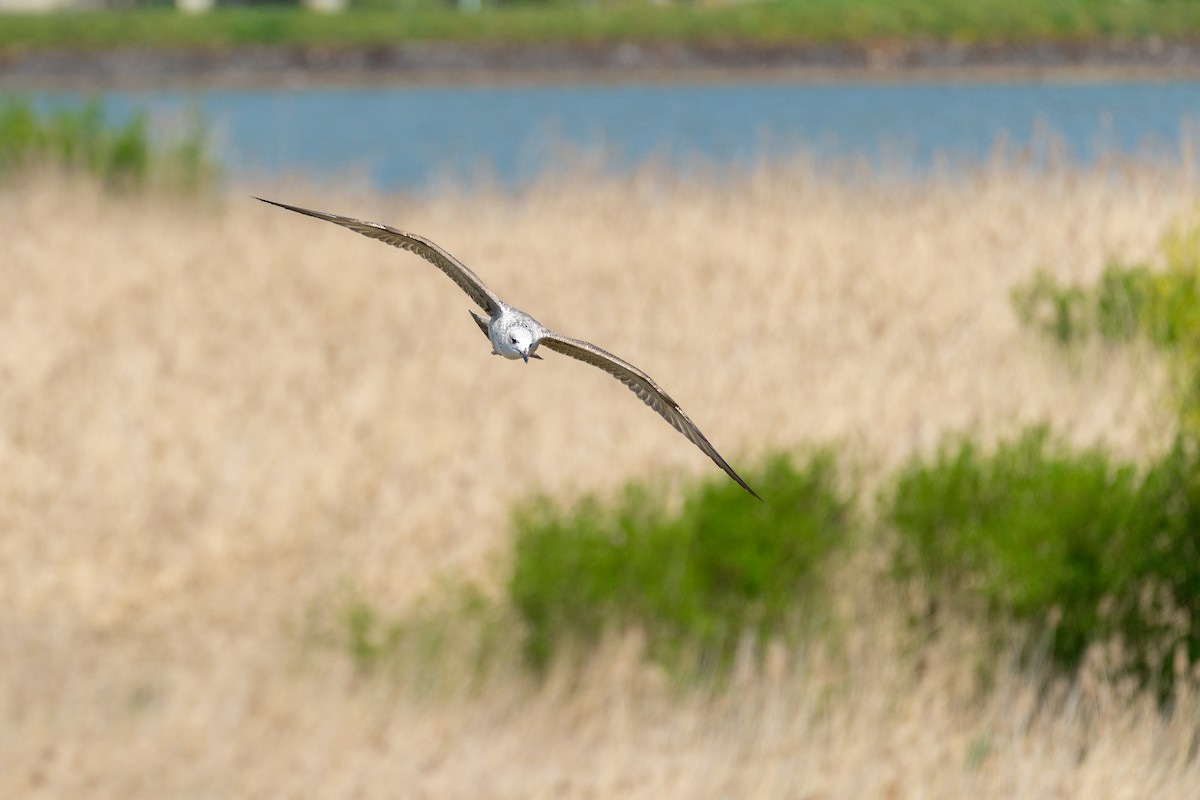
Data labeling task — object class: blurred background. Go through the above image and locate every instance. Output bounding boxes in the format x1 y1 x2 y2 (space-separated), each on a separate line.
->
3 2 1200 798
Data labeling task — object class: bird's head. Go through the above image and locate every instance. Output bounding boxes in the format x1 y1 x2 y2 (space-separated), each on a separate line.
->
508 326 534 363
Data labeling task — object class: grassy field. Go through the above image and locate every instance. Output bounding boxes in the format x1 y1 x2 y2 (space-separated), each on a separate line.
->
2 154 1198 796
3 0 1200 53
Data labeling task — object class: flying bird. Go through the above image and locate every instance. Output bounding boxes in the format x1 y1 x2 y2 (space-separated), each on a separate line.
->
258 198 760 500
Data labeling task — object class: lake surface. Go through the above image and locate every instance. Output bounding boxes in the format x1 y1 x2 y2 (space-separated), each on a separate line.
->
34 80 1200 190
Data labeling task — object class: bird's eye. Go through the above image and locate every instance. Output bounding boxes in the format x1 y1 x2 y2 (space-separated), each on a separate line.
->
509 336 517 344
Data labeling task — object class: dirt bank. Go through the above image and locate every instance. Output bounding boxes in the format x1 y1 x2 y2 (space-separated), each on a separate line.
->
3 37 1200 88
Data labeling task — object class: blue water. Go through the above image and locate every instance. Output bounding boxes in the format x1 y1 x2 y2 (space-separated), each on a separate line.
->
32 80 1200 190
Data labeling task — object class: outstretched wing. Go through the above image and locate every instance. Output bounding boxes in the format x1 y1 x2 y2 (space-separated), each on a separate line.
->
257 198 503 316
539 332 761 500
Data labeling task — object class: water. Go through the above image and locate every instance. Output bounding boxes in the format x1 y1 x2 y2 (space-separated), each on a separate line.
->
32 80 1200 190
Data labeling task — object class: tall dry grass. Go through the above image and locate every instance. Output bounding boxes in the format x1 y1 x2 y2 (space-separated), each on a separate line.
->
1 155 1197 798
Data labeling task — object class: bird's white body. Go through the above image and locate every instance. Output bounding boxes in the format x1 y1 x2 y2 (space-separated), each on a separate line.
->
489 306 543 362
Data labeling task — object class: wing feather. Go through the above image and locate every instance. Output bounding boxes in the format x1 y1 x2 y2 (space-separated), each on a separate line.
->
539 332 760 500
257 198 502 316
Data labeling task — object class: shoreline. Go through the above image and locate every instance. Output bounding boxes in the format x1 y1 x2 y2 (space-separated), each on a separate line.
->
3 38 1200 89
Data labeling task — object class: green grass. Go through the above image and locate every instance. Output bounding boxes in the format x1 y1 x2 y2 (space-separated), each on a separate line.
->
508 450 853 676
3 1 1200 53
0 96 215 192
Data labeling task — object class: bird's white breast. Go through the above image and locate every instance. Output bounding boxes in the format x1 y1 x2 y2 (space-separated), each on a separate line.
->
489 312 527 359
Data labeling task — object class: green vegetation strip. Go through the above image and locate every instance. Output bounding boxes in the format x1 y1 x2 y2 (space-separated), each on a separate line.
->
0 96 215 191
3 0 1200 53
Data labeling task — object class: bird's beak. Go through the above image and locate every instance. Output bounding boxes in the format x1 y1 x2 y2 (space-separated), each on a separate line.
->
521 350 529 364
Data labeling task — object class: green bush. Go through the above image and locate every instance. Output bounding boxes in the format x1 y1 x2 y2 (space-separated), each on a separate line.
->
1010 261 1153 346
1010 268 1093 344
887 428 1200 694
508 451 853 675
0 97 215 192
1011 213 1200 433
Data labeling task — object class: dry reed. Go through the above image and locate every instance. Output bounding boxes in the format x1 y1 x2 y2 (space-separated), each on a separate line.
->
1 154 1196 798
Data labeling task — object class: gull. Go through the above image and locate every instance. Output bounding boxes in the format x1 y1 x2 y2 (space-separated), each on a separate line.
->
258 198 760 500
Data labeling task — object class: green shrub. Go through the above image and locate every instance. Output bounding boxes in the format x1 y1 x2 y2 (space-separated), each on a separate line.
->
0 97 215 192
508 451 853 675
1112 437 1200 691
887 428 1200 694
1010 268 1093 344
1011 213 1200 433
1010 260 1155 346
1093 262 1151 342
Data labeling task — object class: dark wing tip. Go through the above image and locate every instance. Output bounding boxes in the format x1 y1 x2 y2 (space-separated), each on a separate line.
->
256 196 316 216
256 196 307 216
704 443 763 502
